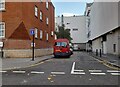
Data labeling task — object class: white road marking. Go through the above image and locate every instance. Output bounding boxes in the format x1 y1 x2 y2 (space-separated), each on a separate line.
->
71 62 76 74
107 70 120 73
13 71 25 73
111 73 120 76
74 70 84 72
90 73 106 75
89 70 102 72
0 71 7 73
71 62 85 75
31 71 44 74
71 72 85 75
51 72 65 75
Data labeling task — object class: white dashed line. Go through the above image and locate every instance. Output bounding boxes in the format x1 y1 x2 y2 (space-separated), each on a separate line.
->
90 73 106 75
31 71 44 74
71 72 85 75
0 71 7 73
89 70 102 72
51 72 65 75
107 70 120 73
74 70 84 72
111 73 120 76
12 71 25 73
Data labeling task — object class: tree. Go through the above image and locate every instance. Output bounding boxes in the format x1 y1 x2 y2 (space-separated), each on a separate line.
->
55 25 73 42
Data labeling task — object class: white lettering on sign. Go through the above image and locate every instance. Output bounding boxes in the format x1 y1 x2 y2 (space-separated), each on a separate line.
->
31 43 35 47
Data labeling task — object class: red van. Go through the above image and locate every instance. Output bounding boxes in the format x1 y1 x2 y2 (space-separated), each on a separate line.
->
53 39 73 58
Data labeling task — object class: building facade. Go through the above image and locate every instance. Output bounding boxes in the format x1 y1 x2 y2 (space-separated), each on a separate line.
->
55 16 86 51
85 1 120 56
0 0 55 58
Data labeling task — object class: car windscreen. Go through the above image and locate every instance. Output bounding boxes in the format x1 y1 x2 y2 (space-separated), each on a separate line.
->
54 42 67 47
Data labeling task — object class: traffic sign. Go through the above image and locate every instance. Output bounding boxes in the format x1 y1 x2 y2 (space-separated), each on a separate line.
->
30 29 35 35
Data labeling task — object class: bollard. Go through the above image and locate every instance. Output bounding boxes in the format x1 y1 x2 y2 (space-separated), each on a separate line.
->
96 49 98 56
1 47 4 58
100 49 102 57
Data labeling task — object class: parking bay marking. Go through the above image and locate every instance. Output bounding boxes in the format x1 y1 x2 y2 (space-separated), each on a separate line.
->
107 70 120 73
71 62 85 75
111 73 120 76
12 71 26 73
89 70 102 72
0 71 7 73
31 71 44 74
90 73 106 75
51 72 65 75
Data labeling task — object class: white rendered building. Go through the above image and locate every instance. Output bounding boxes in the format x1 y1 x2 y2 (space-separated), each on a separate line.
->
85 1 120 55
55 16 87 50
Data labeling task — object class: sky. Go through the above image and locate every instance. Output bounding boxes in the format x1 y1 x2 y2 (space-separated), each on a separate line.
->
51 0 94 17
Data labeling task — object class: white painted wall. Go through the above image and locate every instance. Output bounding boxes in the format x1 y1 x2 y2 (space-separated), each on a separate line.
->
90 2 118 40
92 37 102 53
55 16 87 44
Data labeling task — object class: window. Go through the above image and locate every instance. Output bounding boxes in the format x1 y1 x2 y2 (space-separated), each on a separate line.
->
35 6 38 17
73 28 78 31
40 30 43 39
102 35 107 41
113 44 116 52
46 17 49 25
46 33 48 41
40 11 43 20
35 28 38 38
0 0 5 11
46 0 48 9
51 31 54 36
54 42 67 47
0 22 5 38
40 0 42 2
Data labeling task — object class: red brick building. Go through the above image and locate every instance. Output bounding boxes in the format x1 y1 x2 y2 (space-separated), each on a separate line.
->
0 0 55 58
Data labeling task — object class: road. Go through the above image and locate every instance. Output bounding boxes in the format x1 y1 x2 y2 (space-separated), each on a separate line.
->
2 52 120 86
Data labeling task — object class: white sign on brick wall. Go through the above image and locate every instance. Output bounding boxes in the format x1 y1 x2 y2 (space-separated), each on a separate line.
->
0 42 3 47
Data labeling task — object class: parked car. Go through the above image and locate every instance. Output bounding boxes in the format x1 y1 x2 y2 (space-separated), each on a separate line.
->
53 39 73 58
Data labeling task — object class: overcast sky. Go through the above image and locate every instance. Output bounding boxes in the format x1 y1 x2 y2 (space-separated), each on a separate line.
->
51 0 93 17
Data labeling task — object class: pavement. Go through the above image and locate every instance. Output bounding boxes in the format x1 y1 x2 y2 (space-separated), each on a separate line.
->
88 52 120 68
1 55 53 71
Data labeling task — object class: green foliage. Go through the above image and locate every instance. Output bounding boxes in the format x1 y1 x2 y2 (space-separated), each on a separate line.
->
54 25 73 42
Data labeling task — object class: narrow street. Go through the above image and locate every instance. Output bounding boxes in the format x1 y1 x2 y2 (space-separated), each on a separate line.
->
2 52 119 85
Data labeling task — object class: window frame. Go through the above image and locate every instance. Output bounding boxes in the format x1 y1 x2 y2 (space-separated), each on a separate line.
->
46 0 48 9
34 6 38 17
40 30 43 40
0 0 5 11
46 32 48 41
46 17 49 25
0 22 5 38
35 28 38 39
40 11 43 21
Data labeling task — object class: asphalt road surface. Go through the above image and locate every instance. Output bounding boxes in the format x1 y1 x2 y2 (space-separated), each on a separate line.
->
2 52 120 86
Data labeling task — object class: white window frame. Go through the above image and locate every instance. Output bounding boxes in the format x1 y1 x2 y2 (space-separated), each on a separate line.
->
0 0 5 11
35 28 38 38
46 17 49 25
46 33 48 41
0 22 5 38
40 30 43 39
35 6 38 17
51 31 54 36
46 0 48 9
40 11 43 20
